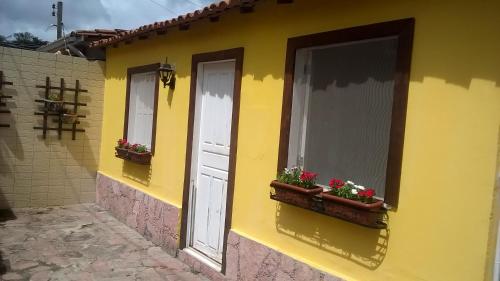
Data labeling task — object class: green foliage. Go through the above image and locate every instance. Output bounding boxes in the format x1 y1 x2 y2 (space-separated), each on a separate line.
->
278 167 301 186
133 144 148 153
329 181 375 203
277 167 317 189
48 92 61 101
330 184 356 200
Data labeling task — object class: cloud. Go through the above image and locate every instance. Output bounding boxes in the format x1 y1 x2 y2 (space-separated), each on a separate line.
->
0 0 216 41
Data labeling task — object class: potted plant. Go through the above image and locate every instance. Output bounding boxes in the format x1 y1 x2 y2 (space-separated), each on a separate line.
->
128 144 152 165
270 167 323 209
321 179 384 226
45 92 64 112
115 139 130 159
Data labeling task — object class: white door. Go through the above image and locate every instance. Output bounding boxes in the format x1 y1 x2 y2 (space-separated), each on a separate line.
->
189 60 235 263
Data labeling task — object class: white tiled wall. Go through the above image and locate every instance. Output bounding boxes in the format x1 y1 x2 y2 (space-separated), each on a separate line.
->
0 46 105 208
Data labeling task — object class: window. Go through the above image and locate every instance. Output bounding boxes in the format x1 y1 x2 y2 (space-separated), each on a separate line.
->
124 64 160 154
278 19 414 207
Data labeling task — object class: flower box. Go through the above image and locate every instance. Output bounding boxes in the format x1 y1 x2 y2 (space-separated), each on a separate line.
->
115 139 151 165
128 150 152 165
270 168 386 228
115 147 129 159
321 192 384 227
115 147 151 165
270 180 323 209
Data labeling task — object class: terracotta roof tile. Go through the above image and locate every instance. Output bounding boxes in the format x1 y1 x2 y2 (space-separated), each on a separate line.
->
90 0 258 47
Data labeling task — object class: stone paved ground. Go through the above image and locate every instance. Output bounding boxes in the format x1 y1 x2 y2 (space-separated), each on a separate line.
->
0 204 208 281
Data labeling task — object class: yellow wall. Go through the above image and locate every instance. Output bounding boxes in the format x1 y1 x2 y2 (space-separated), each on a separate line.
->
99 0 500 280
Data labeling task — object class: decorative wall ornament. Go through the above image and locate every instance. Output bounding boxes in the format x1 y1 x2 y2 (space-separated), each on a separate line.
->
34 77 88 140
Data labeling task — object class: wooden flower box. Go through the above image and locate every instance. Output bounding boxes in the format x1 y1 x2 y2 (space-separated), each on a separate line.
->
321 192 385 227
270 180 387 228
115 144 151 165
115 147 129 159
128 150 152 165
270 180 323 209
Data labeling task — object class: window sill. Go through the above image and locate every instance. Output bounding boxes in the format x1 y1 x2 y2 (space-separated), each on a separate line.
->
115 147 152 165
270 180 387 229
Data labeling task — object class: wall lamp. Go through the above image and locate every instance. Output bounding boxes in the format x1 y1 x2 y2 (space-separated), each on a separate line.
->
158 57 176 89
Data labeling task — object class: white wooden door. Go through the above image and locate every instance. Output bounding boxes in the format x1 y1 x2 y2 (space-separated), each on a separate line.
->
189 60 235 263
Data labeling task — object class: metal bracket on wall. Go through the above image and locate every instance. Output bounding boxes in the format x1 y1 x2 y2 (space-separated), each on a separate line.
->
33 77 88 140
0 71 14 128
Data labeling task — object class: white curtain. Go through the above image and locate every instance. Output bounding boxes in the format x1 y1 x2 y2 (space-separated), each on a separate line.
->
288 37 398 198
127 71 156 149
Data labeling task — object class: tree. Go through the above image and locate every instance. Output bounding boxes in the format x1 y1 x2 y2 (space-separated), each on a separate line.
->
12 32 47 46
0 32 48 49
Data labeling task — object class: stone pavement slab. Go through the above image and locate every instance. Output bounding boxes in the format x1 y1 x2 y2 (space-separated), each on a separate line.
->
0 204 208 281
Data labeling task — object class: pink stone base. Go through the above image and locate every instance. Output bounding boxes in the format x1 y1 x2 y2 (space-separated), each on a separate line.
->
96 172 179 255
179 231 344 281
96 173 342 280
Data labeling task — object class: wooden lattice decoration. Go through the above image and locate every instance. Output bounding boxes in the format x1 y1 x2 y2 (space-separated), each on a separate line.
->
0 71 14 128
34 77 88 140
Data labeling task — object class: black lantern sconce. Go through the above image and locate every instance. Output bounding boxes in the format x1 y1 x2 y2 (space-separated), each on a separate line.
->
158 57 176 89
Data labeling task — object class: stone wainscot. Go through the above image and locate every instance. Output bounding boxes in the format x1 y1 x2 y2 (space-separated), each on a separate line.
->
96 172 343 281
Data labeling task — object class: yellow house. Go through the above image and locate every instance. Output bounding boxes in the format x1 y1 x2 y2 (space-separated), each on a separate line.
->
92 0 500 280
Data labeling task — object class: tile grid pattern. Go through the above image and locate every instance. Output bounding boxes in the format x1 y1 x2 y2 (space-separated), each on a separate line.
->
0 46 105 208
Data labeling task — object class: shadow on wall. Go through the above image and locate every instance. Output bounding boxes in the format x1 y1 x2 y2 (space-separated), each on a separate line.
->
122 161 152 186
33 84 100 176
0 84 20 210
102 0 500 271
275 203 388 269
31 76 102 204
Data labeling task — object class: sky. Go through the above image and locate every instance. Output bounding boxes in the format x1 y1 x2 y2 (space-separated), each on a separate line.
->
0 0 217 42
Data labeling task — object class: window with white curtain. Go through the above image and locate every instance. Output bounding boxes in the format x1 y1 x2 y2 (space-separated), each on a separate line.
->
279 19 414 206
288 37 399 199
126 70 157 151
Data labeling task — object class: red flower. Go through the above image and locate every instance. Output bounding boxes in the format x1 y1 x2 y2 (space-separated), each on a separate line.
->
364 188 375 197
300 171 317 182
329 178 345 189
118 139 130 148
359 188 375 198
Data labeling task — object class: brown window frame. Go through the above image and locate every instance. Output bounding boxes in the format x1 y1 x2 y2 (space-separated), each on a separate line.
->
277 18 414 208
123 63 160 155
